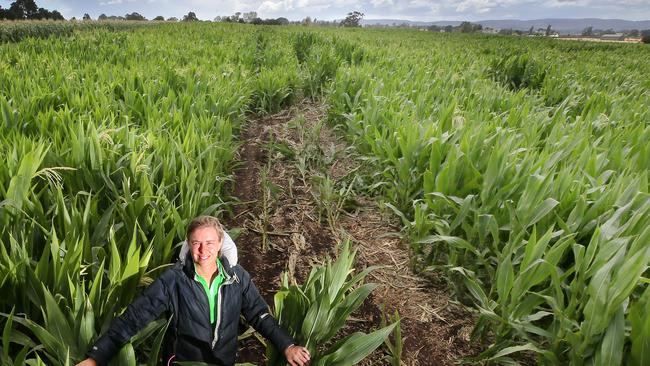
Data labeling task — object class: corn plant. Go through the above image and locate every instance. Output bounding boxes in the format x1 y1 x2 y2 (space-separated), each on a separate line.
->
267 240 396 365
0 22 257 363
292 32 320 64
258 163 281 252
380 307 403 366
3 21 650 366
324 28 650 364
0 20 154 44
310 174 357 233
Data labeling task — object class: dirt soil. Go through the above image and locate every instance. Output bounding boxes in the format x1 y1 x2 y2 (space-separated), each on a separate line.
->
225 100 479 366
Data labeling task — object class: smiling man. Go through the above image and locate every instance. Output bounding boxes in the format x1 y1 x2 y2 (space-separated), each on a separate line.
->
76 215 310 366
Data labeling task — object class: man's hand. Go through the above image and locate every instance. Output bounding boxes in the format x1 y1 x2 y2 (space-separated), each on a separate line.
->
284 345 310 366
75 359 98 366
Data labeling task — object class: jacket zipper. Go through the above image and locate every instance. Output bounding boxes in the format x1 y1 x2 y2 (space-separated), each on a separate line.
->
212 273 238 348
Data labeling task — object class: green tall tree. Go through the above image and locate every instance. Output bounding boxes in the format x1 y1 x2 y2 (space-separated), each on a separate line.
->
9 0 38 19
125 12 146 21
183 11 198 21
341 11 363 27
0 6 11 19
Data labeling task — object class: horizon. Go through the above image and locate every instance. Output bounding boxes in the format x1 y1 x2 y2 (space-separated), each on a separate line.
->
1 1 650 22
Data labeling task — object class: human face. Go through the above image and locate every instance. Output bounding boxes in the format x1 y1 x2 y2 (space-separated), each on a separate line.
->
189 226 222 267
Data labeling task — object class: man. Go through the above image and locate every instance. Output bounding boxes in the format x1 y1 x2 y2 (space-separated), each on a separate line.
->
76 215 310 366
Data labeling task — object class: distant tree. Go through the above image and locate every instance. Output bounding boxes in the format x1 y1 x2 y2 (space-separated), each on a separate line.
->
545 25 552 36
459 22 470 33
302 16 312 26
98 13 107 20
125 12 146 21
0 6 11 20
582 26 593 36
153 15 165 21
214 16 222 22
340 11 363 27
183 11 198 21
459 21 481 33
443 25 453 33
50 10 63 20
276 17 289 25
528 26 534 35
167 17 178 22
628 29 639 37
242 11 257 23
30 7 60 20
83 13 91 21
642 29 650 43
499 28 513 35
9 0 39 19
601 28 615 35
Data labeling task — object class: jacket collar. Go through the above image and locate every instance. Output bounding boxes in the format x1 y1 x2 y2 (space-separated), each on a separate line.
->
181 250 236 281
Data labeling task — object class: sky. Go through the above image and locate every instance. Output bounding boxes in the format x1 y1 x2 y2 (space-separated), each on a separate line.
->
2 0 650 22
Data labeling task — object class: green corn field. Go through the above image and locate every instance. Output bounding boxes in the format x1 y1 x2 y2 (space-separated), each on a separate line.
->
1 21 649 365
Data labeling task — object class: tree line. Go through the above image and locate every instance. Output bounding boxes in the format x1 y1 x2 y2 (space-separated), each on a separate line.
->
0 0 63 20
1 2 366 29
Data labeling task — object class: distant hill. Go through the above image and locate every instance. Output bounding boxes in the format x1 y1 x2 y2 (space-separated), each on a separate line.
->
361 19 460 27
361 18 650 34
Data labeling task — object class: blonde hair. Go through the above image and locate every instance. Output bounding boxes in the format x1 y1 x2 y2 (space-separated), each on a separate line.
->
186 215 224 242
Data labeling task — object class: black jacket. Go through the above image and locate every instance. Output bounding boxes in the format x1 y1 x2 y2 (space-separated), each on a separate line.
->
87 254 295 365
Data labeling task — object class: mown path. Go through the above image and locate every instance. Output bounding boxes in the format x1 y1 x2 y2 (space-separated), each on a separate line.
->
225 100 478 365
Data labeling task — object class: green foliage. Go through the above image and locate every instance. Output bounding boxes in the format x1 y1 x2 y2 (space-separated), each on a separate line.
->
267 240 396 365
380 307 403 366
340 11 364 28
0 23 250 364
303 43 340 99
325 28 650 365
489 51 548 90
252 66 298 115
292 32 320 64
0 20 154 43
2 22 650 366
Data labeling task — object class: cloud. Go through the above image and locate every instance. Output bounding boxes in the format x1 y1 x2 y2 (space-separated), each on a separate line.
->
99 0 136 5
408 0 432 7
545 0 648 8
455 0 493 13
257 0 361 16
371 0 394 7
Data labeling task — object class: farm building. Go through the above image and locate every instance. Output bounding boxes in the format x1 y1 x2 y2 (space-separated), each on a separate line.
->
600 33 625 41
